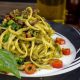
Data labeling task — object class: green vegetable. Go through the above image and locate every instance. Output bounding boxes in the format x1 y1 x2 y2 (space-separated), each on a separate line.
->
2 23 8 28
3 32 10 42
8 20 15 25
7 20 21 31
15 57 24 65
54 44 62 58
0 49 21 78
15 16 23 19
55 44 61 52
11 23 21 31
2 19 21 31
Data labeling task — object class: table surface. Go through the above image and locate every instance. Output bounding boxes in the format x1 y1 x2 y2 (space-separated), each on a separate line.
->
0 2 80 80
0 2 36 15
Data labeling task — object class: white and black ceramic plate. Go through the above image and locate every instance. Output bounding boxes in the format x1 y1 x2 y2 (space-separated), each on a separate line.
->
0 20 80 79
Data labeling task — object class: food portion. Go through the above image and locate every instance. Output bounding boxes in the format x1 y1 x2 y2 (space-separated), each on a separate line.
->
0 7 71 75
49 59 63 68
55 37 65 45
62 48 71 55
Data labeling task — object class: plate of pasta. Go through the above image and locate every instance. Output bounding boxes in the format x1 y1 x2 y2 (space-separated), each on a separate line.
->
0 7 78 78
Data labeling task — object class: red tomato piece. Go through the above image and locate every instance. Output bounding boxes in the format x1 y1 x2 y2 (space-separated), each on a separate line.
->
49 59 63 68
62 48 71 55
55 37 65 45
25 63 36 74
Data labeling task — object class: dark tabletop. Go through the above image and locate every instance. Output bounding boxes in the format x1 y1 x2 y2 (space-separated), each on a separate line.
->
0 2 80 80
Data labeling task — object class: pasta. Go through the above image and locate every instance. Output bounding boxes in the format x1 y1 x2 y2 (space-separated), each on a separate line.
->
0 7 62 70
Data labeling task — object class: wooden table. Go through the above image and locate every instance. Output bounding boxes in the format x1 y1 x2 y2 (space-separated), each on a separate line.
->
0 2 80 80
0 2 36 15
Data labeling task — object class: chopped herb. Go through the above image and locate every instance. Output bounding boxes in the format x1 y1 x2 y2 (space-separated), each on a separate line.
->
8 20 15 25
2 23 8 28
3 32 10 42
11 23 21 31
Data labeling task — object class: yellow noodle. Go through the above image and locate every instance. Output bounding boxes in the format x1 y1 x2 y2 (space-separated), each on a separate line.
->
42 37 55 50
25 20 39 30
20 42 28 58
14 39 25 54
7 34 16 50
8 26 21 35
30 41 51 69
19 37 36 41
0 29 8 48
34 24 46 34
36 15 49 30
26 7 33 20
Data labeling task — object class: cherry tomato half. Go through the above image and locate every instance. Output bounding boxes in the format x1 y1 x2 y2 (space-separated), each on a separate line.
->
62 48 71 55
49 59 63 68
25 63 36 74
55 37 65 45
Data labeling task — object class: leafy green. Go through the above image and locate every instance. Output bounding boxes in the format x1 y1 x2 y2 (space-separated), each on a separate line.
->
15 16 23 19
3 32 10 42
8 20 21 31
55 44 61 52
2 19 21 31
15 57 24 65
0 49 21 78
7 20 15 25
11 23 21 31
2 23 8 28
54 43 63 58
